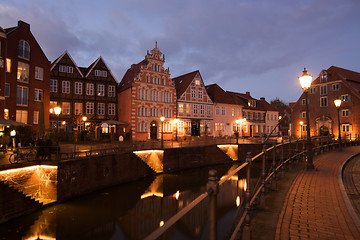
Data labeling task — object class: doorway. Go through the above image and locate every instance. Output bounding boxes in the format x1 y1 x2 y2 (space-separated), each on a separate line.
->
191 120 200 136
150 121 158 140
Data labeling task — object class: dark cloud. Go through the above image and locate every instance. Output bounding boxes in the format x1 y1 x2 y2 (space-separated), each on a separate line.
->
1 0 360 101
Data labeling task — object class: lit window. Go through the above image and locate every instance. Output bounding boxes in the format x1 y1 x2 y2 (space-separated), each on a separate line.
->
62 81 70 93
74 103 82 115
6 58 11 72
179 103 184 113
17 62 29 83
195 80 200 85
34 89 43 102
62 102 70 115
186 104 190 113
50 101 57 114
16 110 27 124
50 79 57 92
17 86 28 106
35 67 43 80
18 40 30 59
231 108 235 116
4 109 9 120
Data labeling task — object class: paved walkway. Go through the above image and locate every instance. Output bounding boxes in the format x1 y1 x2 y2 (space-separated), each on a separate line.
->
275 146 360 239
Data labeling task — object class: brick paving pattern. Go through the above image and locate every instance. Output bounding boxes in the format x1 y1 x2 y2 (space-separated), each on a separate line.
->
276 146 360 240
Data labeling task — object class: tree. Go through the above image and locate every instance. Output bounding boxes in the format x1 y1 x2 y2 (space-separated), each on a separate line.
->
271 98 288 110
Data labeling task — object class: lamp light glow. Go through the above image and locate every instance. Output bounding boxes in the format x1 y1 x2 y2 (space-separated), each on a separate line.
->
299 68 312 90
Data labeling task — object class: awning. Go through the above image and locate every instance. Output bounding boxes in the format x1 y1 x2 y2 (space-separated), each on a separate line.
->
101 120 129 126
0 118 27 126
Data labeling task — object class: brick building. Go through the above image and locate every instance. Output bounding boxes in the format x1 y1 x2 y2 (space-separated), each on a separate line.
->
291 66 360 140
117 43 176 140
227 92 278 137
206 83 243 137
50 51 118 133
172 70 213 137
1 21 50 132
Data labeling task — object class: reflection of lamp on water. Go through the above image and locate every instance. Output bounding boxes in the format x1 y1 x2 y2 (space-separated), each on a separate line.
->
175 190 180 200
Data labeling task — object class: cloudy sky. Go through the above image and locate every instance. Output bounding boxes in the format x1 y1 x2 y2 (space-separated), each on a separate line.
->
1 0 359 103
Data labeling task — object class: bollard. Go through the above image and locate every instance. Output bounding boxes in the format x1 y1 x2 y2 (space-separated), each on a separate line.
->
207 169 219 240
271 142 277 190
260 144 266 208
243 152 252 240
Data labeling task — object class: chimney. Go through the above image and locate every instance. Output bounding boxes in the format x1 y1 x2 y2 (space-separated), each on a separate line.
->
260 97 265 101
18 21 30 30
246 91 250 96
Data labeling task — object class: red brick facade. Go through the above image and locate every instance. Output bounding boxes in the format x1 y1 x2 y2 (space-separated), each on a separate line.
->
118 43 176 140
291 66 360 140
2 21 50 132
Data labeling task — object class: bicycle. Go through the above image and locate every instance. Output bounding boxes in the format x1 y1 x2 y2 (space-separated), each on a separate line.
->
9 146 38 164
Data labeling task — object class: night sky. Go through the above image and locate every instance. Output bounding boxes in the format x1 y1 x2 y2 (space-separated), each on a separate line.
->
1 0 359 103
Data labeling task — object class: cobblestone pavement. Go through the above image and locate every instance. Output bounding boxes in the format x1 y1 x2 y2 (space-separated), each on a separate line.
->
275 146 360 240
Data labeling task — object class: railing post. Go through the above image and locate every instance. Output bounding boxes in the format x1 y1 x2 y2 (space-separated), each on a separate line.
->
207 169 218 240
243 152 252 240
281 139 285 178
260 144 266 208
271 142 277 190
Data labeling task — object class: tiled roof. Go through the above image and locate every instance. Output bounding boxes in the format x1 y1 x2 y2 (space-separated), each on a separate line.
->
258 99 278 112
118 59 148 92
206 84 240 105
172 70 199 99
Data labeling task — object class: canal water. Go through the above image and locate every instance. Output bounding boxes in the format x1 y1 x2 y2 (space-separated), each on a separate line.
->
0 162 263 240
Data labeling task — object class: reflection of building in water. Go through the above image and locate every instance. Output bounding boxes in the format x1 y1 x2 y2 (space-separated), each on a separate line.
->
3 164 250 239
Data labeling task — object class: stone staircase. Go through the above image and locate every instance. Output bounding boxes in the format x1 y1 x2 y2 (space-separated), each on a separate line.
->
0 181 43 224
133 150 164 173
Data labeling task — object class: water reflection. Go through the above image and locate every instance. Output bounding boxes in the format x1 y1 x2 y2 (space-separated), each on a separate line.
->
0 163 257 240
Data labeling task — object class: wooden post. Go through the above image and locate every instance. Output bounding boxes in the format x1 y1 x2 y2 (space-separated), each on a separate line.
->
207 169 218 240
243 152 252 240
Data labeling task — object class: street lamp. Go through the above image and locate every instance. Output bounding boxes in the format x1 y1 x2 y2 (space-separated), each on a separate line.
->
299 68 314 170
334 99 342 151
53 106 62 145
160 116 165 149
300 121 304 139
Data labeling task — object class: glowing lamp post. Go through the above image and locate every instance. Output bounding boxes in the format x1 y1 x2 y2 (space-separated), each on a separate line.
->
299 68 314 170
300 121 304 139
334 99 342 151
54 106 62 145
160 116 165 149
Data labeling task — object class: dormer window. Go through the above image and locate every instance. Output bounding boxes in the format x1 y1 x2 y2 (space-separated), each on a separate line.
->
320 72 327 83
18 40 30 60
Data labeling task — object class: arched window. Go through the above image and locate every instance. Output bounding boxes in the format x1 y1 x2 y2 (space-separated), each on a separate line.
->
18 40 30 59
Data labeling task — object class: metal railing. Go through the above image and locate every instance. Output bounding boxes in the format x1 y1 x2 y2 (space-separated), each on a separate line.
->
144 135 360 240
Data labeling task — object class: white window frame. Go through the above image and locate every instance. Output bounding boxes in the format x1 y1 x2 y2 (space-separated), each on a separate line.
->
86 102 94 115
86 83 94 96
50 79 57 92
108 85 115 97
62 102 70 115
74 103 82 115
108 103 115 115
17 62 29 83
320 96 328 107
74 82 83 95
18 40 30 60
16 110 28 124
97 84 105 96
34 89 43 102
17 86 28 106
33 111 39 124
62 81 70 94
98 103 105 115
